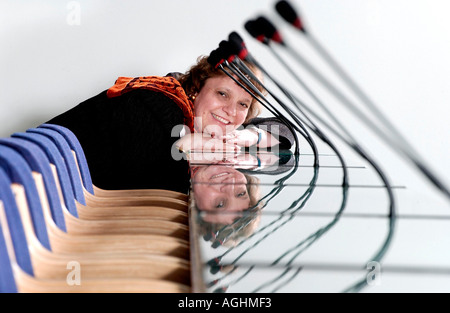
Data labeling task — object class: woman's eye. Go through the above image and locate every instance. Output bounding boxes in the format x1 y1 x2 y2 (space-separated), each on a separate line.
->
240 103 249 108
218 91 227 97
237 191 247 197
216 201 225 208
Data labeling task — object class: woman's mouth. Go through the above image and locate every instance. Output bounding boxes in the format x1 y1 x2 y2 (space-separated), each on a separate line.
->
212 113 231 125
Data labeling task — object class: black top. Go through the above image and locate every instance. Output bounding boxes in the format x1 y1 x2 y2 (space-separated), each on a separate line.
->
47 89 295 193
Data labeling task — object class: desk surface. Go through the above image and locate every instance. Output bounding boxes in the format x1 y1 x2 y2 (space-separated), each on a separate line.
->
187 151 450 293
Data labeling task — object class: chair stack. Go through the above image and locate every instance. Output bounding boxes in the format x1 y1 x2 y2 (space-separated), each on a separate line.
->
0 124 191 293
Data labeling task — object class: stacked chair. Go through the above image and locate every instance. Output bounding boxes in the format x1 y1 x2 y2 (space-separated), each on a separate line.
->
0 124 191 293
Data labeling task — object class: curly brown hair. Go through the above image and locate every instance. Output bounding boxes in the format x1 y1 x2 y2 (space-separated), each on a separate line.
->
177 56 266 123
190 174 263 248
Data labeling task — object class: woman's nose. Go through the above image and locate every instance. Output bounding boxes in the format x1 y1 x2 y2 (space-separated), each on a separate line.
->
222 101 237 117
221 182 246 195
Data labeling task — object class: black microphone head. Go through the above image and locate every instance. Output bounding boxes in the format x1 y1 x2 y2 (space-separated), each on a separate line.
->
211 237 223 248
275 1 297 23
275 0 306 33
213 286 228 293
207 257 222 267
206 279 220 288
210 264 221 275
207 48 224 69
244 19 268 44
218 40 235 62
228 33 249 60
203 231 214 241
255 16 284 45
216 44 233 66
228 31 245 47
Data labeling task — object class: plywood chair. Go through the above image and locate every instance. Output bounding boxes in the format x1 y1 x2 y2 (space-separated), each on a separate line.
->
0 145 191 285
0 142 190 262
0 201 18 293
0 170 190 293
25 127 188 212
39 123 188 202
0 140 189 241
12 132 188 224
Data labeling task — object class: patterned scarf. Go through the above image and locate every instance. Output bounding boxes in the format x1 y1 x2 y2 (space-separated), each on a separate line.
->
106 76 194 131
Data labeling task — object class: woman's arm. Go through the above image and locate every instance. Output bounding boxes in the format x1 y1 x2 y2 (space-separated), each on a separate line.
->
219 117 296 149
175 132 240 153
247 117 296 149
219 127 279 148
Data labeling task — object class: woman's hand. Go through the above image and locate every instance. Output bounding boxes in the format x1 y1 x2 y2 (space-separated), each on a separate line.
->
217 129 259 147
175 132 240 154
217 127 280 148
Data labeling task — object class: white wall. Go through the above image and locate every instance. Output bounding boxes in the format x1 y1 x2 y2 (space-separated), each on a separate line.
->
1 0 449 202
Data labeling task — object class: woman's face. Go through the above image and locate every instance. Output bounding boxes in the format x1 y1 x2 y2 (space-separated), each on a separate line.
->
193 75 252 135
193 165 251 224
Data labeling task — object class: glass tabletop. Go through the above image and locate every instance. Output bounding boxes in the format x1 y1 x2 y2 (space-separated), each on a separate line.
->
187 150 450 293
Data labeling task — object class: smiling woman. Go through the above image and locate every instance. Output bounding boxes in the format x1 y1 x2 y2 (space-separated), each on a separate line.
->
175 56 296 153
46 53 296 192
193 165 253 222
191 165 263 248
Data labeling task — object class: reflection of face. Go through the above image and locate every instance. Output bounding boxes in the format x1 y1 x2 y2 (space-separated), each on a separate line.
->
193 75 252 135
193 165 250 224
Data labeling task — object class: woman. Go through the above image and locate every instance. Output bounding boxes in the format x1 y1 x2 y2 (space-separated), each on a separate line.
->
189 156 263 248
192 164 260 224
189 149 295 248
46 55 295 193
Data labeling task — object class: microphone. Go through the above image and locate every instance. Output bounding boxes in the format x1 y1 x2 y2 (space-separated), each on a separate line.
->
244 20 268 45
218 40 237 63
228 32 249 60
245 17 284 46
275 0 306 33
272 2 450 199
207 48 225 69
255 16 285 45
208 43 238 68
228 30 326 165
228 31 245 48
249 15 433 184
243 16 400 221
210 39 305 157
213 286 228 293
207 257 223 274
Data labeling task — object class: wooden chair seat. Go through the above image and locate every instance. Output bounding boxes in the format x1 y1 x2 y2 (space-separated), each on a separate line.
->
12 132 189 223
0 145 190 255
0 163 191 292
27 127 188 204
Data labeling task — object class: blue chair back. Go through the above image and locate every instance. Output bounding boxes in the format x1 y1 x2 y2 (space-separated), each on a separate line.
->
26 128 86 205
12 132 79 218
0 145 51 251
0 169 20 293
0 138 67 231
0 216 17 293
39 123 95 195
0 166 33 279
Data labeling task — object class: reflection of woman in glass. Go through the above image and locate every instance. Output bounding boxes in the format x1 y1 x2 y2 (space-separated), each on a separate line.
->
189 151 294 247
192 165 260 224
190 163 262 248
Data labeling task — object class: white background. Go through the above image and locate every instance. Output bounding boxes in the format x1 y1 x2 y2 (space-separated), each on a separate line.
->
1 0 449 204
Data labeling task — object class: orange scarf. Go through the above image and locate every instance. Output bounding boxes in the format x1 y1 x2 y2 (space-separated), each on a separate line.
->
107 76 194 131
